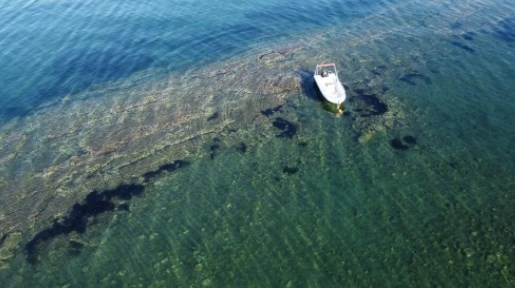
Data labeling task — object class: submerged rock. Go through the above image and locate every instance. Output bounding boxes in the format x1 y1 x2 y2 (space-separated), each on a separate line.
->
0 41 304 248
403 135 417 145
24 183 145 263
282 166 299 175
0 232 22 268
272 117 298 139
351 90 388 117
259 51 284 63
399 73 432 86
143 160 190 182
261 105 283 117
206 112 220 121
345 86 404 144
236 142 247 153
209 138 222 160
390 135 417 150
390 138 409 150
67 240 85 256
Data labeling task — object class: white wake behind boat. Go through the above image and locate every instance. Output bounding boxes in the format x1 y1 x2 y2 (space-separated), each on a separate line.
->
314 63 346 111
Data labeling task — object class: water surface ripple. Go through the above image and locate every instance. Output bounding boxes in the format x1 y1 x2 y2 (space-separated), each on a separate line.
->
0 0 514 287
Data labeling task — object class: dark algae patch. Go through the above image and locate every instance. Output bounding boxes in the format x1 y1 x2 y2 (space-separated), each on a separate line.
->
371 65 387 77
0 234 7 247
67 240 84 256
358 94 387 116
143 160 190 182
399 73 432 86
390 138 409 150
272 117 298 138
25 183 144 263
206 112 219 121
25 159 190 263
261 105 283 117
351 89 388 117
403 135 417 145
209 138 222 159
391 135 417 150
117 203 130 211
282 166 299 175
236 142 247 153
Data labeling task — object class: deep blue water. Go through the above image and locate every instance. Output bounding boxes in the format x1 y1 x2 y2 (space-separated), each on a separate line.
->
0 0 386 122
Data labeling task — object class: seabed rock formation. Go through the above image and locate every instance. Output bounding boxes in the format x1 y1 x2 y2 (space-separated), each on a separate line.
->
24 183 146 263
0 28 422 266
347 87 405 144
2 0 485 263
0 232 22 267
0 44 305 265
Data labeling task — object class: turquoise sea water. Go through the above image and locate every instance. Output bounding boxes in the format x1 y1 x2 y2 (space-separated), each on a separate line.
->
0 0 514 287
0 0 380 122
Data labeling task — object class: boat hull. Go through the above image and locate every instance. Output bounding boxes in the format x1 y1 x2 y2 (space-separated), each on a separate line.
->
314 74 346 106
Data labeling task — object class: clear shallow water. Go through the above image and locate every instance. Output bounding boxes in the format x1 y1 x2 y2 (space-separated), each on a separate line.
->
0 0 514 287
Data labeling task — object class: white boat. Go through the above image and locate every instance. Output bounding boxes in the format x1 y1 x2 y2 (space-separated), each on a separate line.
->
314 63 346 111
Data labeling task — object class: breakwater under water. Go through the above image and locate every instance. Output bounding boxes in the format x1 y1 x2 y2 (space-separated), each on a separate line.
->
0 0 514 286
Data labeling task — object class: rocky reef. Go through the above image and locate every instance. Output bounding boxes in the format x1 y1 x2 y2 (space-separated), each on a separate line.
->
0 232 22 267
0 5 448 265
0 41 306 266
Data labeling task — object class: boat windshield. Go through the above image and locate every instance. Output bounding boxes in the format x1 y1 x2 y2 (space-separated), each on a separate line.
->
316 63 337 77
